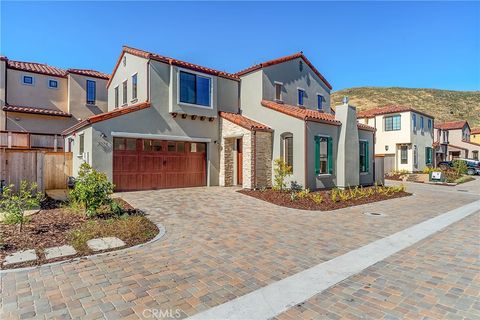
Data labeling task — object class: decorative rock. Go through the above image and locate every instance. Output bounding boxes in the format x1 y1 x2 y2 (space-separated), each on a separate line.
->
4 249 38 265
44 245 77 259
86 237 126 252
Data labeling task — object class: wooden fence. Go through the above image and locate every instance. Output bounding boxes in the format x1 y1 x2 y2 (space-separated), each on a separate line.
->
0 150 72 192
0 131 64 150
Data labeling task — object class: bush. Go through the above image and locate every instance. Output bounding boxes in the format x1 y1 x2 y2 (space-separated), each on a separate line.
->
453 160 468 175
422 167 441 174
310 193 323 204
273 159 292 191
69 163 115 217
289 181 303 193
0 181 43 231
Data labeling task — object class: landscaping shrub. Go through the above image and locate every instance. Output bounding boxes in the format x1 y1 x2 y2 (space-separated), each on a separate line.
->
453 160 468 175
422 167 441 174
310 193 323 204
273 159 292 191
69 163 115 217
289 181 303 193
0 181 43 231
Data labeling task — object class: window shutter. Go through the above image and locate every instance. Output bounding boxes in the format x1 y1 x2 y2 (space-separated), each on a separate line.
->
365 141 370 172
327 137 333 174
314 136 320 174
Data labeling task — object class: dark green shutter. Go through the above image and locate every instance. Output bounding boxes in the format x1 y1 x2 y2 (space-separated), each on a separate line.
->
425 147 432 165
327 137 333 174
365 141 370 172
314 136 319 174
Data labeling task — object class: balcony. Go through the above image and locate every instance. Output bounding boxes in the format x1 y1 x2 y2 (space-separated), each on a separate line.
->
0 131 64 150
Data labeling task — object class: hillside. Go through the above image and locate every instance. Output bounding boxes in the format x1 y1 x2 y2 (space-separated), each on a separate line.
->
331 87 480 127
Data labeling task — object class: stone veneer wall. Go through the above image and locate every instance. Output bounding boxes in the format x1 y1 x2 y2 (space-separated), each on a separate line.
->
219 118 272 189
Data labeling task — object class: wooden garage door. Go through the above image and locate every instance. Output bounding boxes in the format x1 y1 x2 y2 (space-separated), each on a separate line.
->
113 138 206 191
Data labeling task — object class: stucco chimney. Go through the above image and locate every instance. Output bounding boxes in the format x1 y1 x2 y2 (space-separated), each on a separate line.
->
335 103 359 188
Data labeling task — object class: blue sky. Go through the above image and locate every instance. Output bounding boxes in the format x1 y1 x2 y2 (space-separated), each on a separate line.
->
1 1 479 91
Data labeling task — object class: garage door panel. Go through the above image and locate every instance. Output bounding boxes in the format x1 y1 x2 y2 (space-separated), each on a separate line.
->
113 138 206 191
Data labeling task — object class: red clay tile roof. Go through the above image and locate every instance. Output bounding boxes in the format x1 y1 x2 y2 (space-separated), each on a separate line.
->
107 46 239 88
3 104 71 117
432 141 440 148
0 56 7 61
471 128 480 134
357 105 434 119
62 101 151 135
67 69 110 80
7 59 67 77
261 100 341 125
447 143 469 151
219 112 272 132
357 122 376 132
235 52 332 90
5 58 109 79
467 141 480 147
434 120 469 130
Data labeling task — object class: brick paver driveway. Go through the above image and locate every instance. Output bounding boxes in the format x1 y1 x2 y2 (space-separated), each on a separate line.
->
1 178 479 319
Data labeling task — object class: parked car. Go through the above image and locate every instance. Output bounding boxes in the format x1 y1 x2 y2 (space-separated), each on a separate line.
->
437 159 480 175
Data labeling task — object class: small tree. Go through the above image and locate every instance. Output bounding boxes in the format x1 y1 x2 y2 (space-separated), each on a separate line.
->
0 181 43 231
273 158 293 191
69 163 114 217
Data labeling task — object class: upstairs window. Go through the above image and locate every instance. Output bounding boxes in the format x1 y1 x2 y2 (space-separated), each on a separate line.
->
315 136 333 175
114 86 119 108
275 82 283 101
79 134 85 155
132 73 138 100
22 75 34 85
359 140 369 173
412 114 417 132
122 80 127 105
280 133 293 170
317 94 324 111
298 89 305 106
86 80 96 105
420 116 424 133
179 71 211 107
428 118 432 130
384 115 401 131
48 79 58 89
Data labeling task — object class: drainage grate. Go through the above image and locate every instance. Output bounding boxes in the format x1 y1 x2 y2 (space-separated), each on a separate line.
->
363 212 386 217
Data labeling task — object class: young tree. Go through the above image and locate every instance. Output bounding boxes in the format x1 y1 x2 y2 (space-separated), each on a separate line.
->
1 181 43 231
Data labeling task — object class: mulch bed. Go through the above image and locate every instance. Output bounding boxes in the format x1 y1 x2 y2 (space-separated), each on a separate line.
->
238 188 411 211
0 198 158 270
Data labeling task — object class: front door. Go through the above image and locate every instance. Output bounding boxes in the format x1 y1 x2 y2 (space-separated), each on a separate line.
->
237 138 243 185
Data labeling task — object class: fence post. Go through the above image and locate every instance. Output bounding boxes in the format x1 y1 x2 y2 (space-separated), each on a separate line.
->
7 131 12 148
54 135 58 152
36 151 45 192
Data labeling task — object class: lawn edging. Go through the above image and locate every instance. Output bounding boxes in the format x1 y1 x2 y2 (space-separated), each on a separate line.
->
0 222 166 274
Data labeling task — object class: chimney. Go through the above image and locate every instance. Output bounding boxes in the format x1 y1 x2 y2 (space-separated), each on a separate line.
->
335 101 359 188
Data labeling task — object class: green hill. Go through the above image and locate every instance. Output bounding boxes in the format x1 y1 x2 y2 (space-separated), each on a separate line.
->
331 87 480 127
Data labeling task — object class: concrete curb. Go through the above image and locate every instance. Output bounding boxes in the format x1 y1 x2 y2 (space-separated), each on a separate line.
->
0 223 166 274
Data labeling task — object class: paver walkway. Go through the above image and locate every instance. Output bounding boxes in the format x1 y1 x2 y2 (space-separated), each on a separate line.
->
275 211 480 320
1 179 479 319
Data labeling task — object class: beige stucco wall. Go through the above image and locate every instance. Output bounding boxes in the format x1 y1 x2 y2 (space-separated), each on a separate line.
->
6 112 77 134
0 59 5 130
68 127 93 176
68 73 108 120
262 57 331 113
7 69 68 112
447 126 479 157
107 52 149 110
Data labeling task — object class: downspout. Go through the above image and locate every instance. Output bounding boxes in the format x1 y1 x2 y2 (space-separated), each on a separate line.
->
4 61 8 130
253 130 257 189
304 121 308 189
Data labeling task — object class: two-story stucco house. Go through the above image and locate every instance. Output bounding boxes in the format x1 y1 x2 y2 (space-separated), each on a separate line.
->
64 46 376 191
471 127 480 146
434 121 480 161
0 56 108 147
357 106 434 173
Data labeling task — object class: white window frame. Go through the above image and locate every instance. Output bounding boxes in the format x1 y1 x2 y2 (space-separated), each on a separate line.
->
78 133 85 157
131 73 138 102
21 74 35 86
114 86 119 108
317 93 324 111
274 81 283 102
359 139 369 174
297 87 305 106
122 79 128 106
47 78 59 89
177 67 213 109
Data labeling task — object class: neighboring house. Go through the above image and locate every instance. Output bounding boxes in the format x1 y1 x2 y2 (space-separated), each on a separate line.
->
434 121 480 161
357 106 434 173
0 56 108 148
64 46 376 191
470 127 480 145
